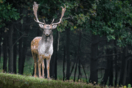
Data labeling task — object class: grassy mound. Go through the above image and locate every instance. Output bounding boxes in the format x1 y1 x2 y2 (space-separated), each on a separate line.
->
0 73 96 88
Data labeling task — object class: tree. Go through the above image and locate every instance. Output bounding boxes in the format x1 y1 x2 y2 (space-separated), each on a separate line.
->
89 0 132 47
0 0 19 73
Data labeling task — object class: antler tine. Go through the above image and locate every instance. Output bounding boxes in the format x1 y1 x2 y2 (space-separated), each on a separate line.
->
51 19 55 24
33 2 45 24
43 19 45 23
52 5 66 25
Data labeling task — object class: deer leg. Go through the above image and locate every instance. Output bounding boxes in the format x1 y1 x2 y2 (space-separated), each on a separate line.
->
34 58 37 77
32 53 37 78
42 60 45 78
38 56 43 78
46 59 51 79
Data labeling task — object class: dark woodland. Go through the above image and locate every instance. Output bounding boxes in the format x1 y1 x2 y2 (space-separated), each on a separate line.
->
0 0 132 86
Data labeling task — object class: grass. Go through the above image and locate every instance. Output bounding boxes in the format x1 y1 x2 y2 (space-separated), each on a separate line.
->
0 56 102 83
0 57 130 87
0 73 96 88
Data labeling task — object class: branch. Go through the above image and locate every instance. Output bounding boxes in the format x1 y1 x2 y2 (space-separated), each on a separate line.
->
13 34 26 46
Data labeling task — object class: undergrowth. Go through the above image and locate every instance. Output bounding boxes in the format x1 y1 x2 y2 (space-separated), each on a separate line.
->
0 73 96 88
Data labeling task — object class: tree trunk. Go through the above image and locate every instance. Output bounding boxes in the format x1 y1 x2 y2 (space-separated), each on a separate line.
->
122 48 128 85
119 50 125 86
18 25 23 74
89 34 98 84
20 37 28 74
108 50 113 86
130 61 132 85
126 60 131 85
13 31 17 73
54 31 59 80
101 49 111 85
50 53 54 78
114 48 118 86
0 35 2 63
3 33 8 73
63 46 66 81
77 31 82 81
74 58 77 82
66 28 70 80
18 22 29 74
8 25 14 73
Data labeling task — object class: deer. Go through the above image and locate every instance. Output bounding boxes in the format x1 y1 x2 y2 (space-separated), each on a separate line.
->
31 2 66 79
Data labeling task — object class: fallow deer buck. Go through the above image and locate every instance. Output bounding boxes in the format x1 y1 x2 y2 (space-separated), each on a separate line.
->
31 2 66 79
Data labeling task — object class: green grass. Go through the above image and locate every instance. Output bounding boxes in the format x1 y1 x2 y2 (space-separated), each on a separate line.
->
0 73 95 88
0 56 101 83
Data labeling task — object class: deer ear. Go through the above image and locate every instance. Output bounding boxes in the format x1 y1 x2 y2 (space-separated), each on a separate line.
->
52 25 57 29
39 24 44 28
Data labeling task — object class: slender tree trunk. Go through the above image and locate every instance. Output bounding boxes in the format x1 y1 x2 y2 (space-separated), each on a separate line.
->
130 61 132 84
126 61 131 84
119 50 125 86
74 58 77 82
122 48 128 85
101 56 108 85
54 31 59 80
77 31 82 81
66 28 70 80
73 49 78 82
101 49 111 85
20 37 28 74
63 46 66 81
3 33 8 73
13 31 17 73
81 63 88 83
89 34 98 84
8 25 14 73
50 53 54 78
13 42 17 73
114 51 118 86
114 40 118 86
19 22 29 74
109 50 113 86
0 35 2 63
18 25 23 74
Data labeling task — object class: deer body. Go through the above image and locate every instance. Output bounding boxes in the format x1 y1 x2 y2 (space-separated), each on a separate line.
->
31 2 66 79
31 34 53 78
31 35 53 59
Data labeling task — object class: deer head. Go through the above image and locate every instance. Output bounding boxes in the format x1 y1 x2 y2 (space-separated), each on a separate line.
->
33 2 66 36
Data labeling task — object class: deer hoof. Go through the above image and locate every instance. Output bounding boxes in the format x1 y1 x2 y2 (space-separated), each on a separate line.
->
39 76 44 78
34 75 38 78
47 77 52 80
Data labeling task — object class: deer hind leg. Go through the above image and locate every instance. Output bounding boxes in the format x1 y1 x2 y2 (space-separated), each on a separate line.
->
42 60 45 78
46 59 51 79
32 53 37 78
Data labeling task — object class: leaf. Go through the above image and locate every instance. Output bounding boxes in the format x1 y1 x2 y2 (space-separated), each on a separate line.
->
21 19 23 24
70 27 74 31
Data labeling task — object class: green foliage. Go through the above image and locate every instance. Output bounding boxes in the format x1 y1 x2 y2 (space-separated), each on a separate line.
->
89 0 132 47
0 0 20 28
1 0 132 47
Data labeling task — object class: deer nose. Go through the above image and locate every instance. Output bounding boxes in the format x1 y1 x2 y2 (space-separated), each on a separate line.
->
46 34 49 36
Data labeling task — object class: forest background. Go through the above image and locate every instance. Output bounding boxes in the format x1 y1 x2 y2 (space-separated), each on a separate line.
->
0 0 132 86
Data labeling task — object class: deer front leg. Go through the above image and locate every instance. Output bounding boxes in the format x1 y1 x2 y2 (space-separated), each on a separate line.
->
42 60 45 78
46 59 51 79
38 56 43 78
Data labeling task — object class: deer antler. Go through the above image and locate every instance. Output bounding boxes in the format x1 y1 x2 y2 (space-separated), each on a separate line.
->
51 5 66 25
33 2 45 24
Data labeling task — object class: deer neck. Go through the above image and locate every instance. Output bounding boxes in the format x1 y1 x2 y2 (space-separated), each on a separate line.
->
41 33 53 43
